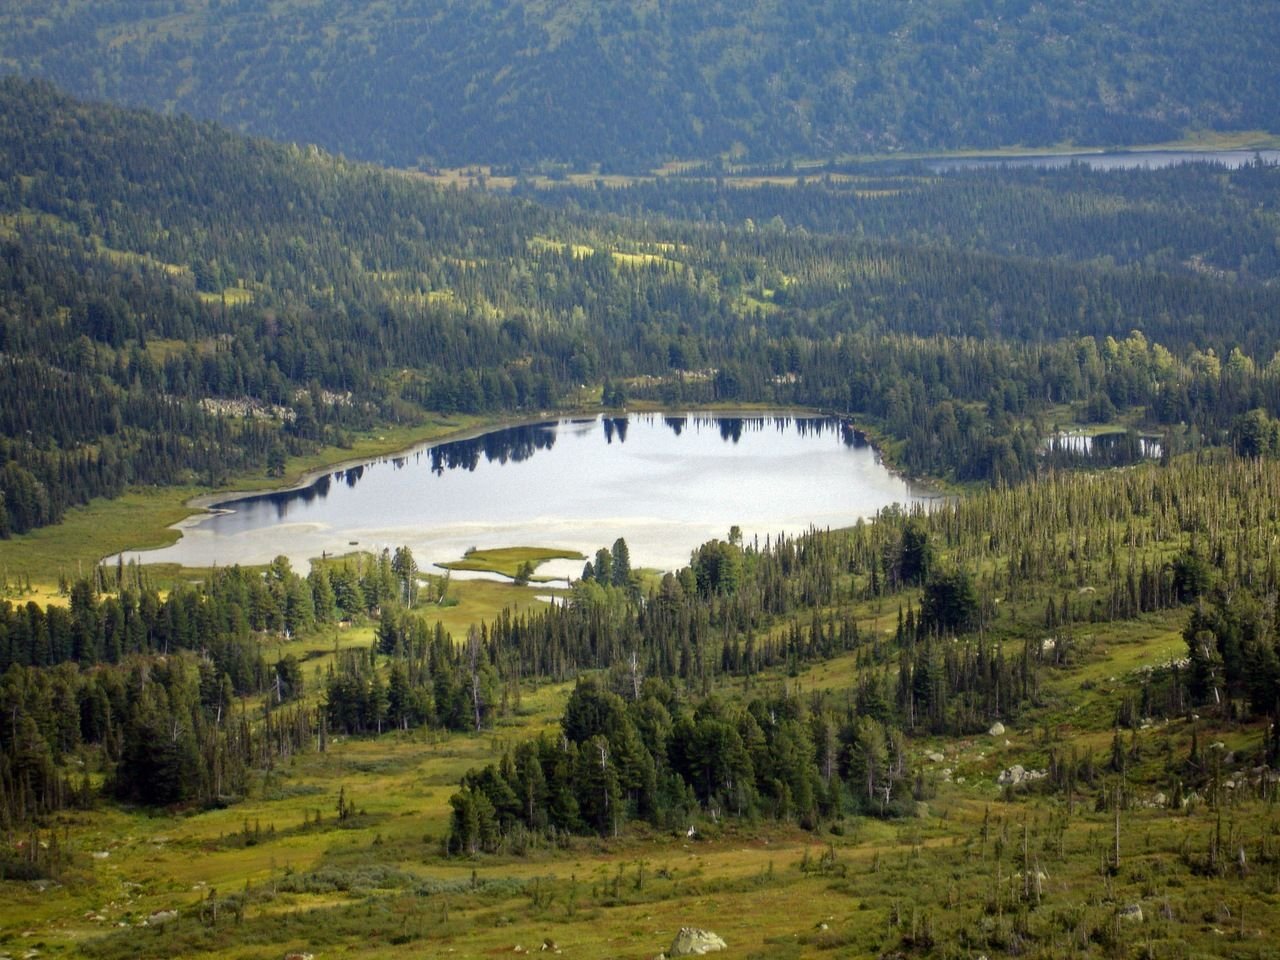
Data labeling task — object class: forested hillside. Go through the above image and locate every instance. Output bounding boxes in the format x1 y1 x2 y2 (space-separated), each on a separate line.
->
4 78 1280 538
540 160 1280 285
1 0 1277 169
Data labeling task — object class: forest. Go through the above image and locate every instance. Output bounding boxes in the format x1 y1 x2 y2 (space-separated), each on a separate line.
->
1 0 1277 168
4 78 1280 535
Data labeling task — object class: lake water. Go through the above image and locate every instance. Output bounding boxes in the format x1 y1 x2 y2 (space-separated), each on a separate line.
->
123 413 934 574
927 149 1280 173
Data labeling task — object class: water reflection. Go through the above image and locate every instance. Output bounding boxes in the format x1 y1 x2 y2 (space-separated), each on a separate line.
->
603 417 630 444
127 412 929 572
242 415 877 511
1043 431 1162 468
428 421 558 473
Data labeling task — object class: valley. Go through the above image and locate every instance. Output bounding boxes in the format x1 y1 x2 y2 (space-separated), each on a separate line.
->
0 20 1279 954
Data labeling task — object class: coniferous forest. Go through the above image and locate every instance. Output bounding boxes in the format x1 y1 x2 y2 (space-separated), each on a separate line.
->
4 78 1280 534
0 0 1277 169
0 38 1279 959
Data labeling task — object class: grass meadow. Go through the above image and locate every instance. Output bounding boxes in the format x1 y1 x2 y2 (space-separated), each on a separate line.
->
4 569 1279 960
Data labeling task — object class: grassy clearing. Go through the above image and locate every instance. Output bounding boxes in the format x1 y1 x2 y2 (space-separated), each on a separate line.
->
5 608 1280 960
195 286 254 306
437 546 585 581
0 487 203 586
420 577 564 639
7 531 1280 954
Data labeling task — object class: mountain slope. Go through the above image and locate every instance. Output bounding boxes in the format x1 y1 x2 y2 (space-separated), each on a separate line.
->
6 77 1280 545
2 0 1277 169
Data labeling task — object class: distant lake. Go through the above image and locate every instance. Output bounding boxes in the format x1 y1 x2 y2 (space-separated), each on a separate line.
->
124 414 934 574
927 149 1280 173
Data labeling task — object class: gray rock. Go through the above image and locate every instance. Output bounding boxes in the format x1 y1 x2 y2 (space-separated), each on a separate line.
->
997 765 1046 786
988 722 1006 736
669 928 727 956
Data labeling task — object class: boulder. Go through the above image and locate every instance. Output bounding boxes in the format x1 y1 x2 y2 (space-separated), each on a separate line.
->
669 928 727 956
997 765 1046 787
988 722 1005 736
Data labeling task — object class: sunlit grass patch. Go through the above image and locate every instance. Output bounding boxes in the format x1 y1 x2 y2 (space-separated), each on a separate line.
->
420 577 564 638
196 286 253 306
438 546 584 581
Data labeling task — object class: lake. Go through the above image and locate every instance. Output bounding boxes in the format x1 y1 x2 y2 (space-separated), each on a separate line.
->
123 413 934 575
927 148 1280 173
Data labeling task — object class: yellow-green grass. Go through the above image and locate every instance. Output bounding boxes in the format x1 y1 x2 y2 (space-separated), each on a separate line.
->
528 236 682 270
196 286 254 306
6 618 1280 960
437 546 585 581
0 487 205 587
420 577 566 639
14 770 1279 959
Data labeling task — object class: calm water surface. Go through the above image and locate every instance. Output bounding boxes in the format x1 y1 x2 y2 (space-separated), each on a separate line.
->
125 414 933 573
927 149 1280 173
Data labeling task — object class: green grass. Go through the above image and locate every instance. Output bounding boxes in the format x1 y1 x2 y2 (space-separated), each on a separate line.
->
0 486 202 587
5 614 1280 960
437 546 585 581
196 286 254 306
420 577 565 639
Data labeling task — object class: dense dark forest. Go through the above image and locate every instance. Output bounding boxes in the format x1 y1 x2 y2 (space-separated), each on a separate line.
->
535 160 1280 285
4 79 1280 535
1 1 1277 168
